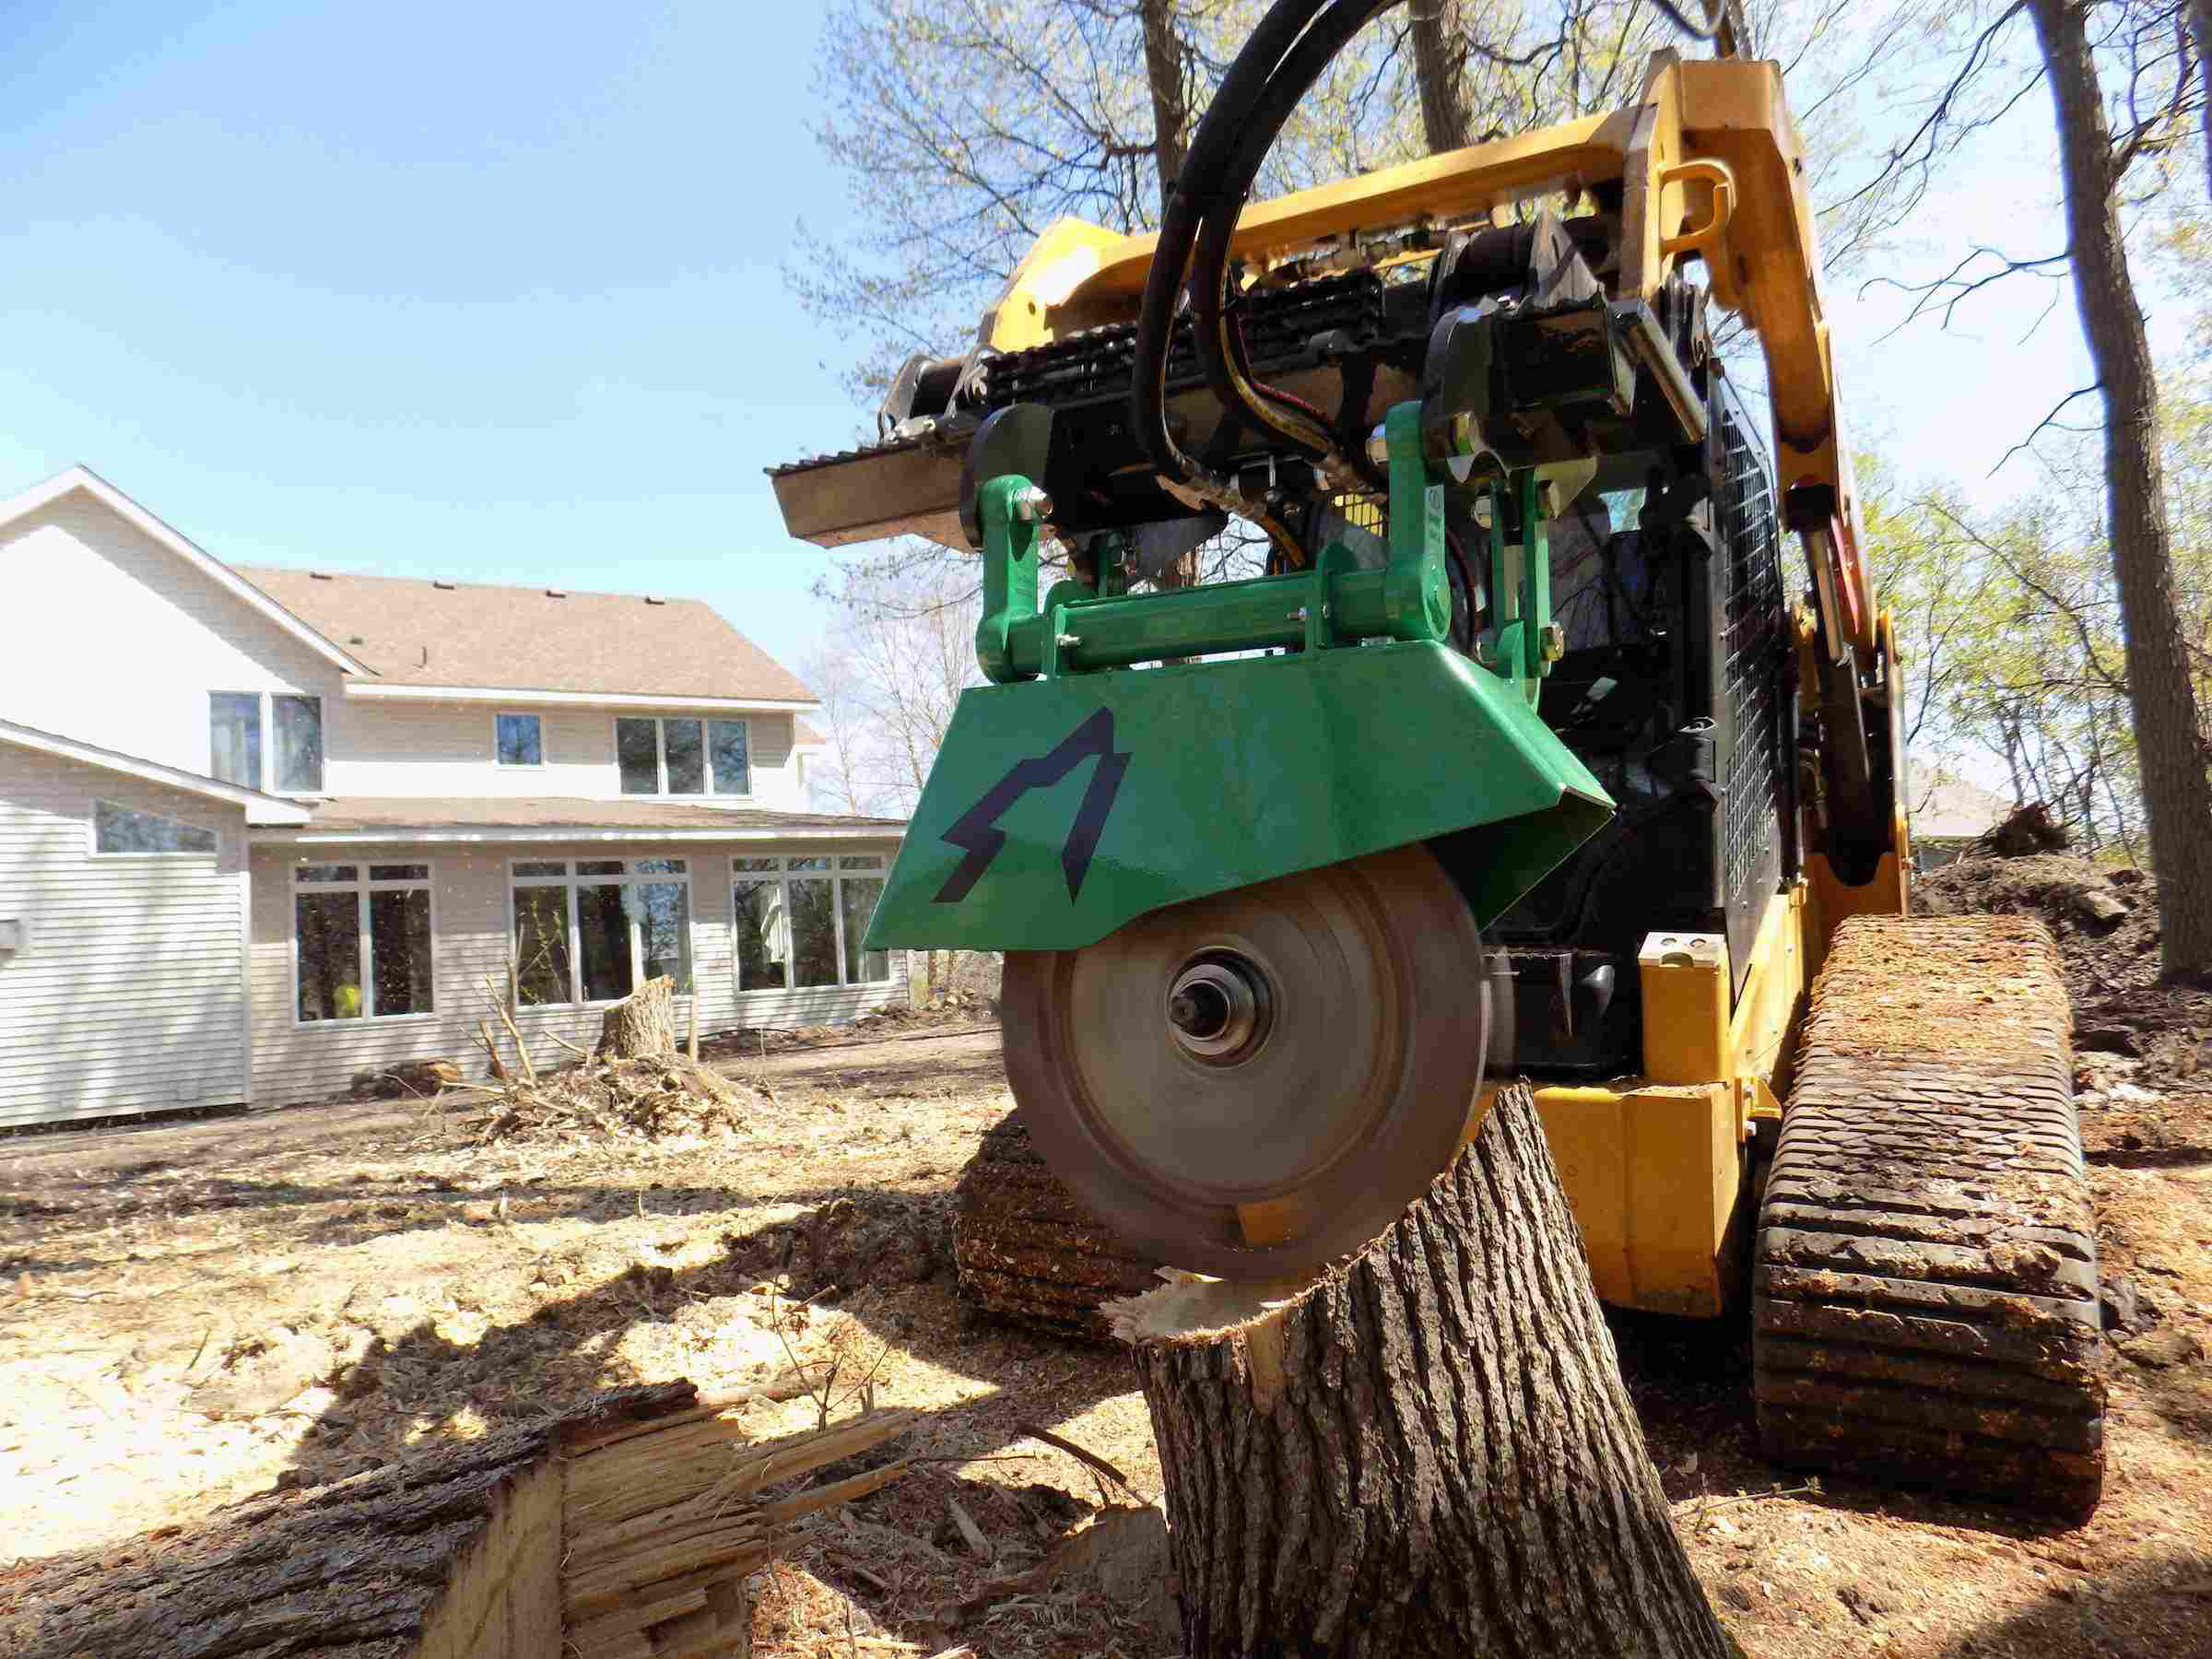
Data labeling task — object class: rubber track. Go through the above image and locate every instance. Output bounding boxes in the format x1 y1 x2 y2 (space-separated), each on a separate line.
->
953 1114 1163 1340
1752 913 2106 1517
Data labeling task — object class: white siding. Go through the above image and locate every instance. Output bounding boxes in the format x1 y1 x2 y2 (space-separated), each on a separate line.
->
0 492 344 774
322 704 617 799
324 706 810 808
249 834 906 1104
0 748 249 1126
0 488 819 809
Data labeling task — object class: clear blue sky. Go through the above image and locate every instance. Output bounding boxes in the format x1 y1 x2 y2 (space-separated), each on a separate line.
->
0 2 2168 686
1 1 877 678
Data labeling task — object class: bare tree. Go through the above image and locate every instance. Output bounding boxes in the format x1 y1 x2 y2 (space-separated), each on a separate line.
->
1409 0 1474 151
1138 0 1195 208
2027 0 2212 968
2195 0 2212 192
806 559 989 995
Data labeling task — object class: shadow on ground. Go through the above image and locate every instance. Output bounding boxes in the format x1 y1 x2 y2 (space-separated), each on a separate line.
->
273 1183 1137 1499
1938 1551 2212 1656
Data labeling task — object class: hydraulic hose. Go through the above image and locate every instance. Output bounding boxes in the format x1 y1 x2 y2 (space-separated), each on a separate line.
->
1131 0 1737 504
1129 0 1402 512
1188 0 1400 486
1127 0 1335 490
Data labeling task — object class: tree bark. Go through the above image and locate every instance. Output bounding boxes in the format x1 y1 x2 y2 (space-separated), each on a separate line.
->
2028 0 2212 975
597 974 679 1058
1409 1 1473 154
1139 0 1192 216
1109 1081 1734 1659
954 1112 1167 1338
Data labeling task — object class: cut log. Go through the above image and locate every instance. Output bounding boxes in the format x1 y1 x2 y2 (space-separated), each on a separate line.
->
1109 1080 1735 1659
0 1381 913 1659
954 1112 1166 1338
597 975 679 1059
351 1056 464 1100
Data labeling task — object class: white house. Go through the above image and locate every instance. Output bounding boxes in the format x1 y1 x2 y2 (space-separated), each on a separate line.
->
0 466 907 1128
1910 771 2017 869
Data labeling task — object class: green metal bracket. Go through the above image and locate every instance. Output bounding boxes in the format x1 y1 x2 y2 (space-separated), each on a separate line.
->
1088 532 1129 599
870 414 1616 956
1382 400 1451 645
975 475 1045 686
1481 469 1558 707
971 406 1453 683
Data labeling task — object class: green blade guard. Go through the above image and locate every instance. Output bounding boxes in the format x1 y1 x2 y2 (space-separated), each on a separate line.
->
864 404 1614 953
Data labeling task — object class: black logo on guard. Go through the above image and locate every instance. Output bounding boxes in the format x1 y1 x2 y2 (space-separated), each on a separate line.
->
934 709 1131 904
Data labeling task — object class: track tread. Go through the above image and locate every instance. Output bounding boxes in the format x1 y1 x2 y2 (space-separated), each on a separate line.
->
1752 913 2106 1517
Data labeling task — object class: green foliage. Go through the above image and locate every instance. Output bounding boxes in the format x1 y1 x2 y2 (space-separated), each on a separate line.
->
1867 377 2212 854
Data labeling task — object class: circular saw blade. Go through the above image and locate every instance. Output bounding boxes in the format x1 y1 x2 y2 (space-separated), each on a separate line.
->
1003 845 1497 1279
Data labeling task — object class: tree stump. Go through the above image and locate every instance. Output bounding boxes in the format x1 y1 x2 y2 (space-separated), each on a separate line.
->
597 975 678 1058
1108 1081 1735 1659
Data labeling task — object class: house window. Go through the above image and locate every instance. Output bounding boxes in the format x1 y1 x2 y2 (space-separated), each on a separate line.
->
294 863 433 1021
509 858 693 1006
274 695 324 792
496 712 544 767
209 691 324 794
92 800 218 855
709 720 749 794
730 853 889 993
617 716 751 796
209 693 261 788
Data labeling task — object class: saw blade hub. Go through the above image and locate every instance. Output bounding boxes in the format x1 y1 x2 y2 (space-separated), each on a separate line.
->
1165 951 1272 1062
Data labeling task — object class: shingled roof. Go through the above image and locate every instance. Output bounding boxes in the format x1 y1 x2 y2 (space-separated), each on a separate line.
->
233 565 818 704
1912 771 2016 841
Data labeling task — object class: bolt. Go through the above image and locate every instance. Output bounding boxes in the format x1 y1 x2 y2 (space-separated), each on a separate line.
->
1013 486 1053 522
1540 622 1567 662
1287 607 1308 623
1167 982 1231 1041
1055 632 1081 649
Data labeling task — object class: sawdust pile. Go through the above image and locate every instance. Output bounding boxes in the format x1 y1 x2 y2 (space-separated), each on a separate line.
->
473 1053 759 1142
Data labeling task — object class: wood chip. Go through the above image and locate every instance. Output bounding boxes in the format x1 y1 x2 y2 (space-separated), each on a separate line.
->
946 1495 993 1561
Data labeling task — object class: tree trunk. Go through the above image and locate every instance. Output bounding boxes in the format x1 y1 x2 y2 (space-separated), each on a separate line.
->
1109 1081 1734 1659
1139 0 1192 216
2193 0 2212 203
597 974 679 1058
1409 1 1472 153
2028 0 2212 975
0 1382 913 1659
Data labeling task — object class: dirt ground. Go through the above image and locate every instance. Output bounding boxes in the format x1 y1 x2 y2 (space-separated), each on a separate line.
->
5 860 2211 1656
